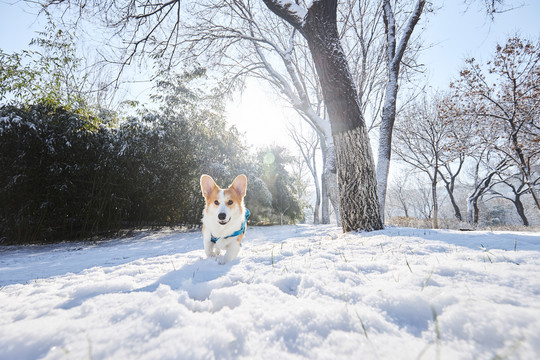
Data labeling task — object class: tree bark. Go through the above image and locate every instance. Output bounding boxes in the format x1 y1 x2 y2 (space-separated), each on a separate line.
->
334 127 381 231
262 0 382 232
302 1 381 231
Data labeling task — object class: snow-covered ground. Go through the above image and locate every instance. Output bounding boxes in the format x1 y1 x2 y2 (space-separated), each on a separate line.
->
1 225 539 359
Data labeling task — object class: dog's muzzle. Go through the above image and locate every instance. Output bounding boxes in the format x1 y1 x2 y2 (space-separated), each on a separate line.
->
218 212 229 225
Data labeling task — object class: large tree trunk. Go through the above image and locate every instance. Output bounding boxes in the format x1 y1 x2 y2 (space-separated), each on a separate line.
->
333 127 381 231
262 0 382 232
302 1 381 232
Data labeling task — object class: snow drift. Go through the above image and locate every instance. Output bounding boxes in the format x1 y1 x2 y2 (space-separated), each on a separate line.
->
1 225 539 359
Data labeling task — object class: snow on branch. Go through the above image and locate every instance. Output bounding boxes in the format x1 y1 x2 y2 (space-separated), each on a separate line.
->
383 0 426 70
261 0 308 29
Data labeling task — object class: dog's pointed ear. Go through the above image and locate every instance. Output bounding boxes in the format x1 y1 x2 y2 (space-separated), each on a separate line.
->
230 174 247 197
200 174 217 198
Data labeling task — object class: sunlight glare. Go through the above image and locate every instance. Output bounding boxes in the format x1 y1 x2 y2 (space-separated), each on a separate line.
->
225 79 299 150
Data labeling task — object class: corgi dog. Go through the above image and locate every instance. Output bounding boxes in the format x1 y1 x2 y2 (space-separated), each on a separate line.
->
200 174 250 264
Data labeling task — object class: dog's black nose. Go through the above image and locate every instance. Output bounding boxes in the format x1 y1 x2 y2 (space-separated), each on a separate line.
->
218 213 226 220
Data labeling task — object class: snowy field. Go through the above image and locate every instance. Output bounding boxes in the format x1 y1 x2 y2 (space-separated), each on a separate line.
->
1 225 539 360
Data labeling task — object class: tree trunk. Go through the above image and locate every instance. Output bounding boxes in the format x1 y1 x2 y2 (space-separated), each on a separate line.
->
262 0 382 232
473 199 480 225
445 184 462 221
431 172 439 229
302 1 382 232
467 194 481 225
313 168 321 225
320 136 330 224
333 127 381 231
323 142 341 226
466 158 505 226
377 0 426 223
524 174 540 212
376 61 399 224
513 195 529 226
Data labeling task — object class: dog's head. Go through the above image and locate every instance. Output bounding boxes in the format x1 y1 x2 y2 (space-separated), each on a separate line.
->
200 174 247 226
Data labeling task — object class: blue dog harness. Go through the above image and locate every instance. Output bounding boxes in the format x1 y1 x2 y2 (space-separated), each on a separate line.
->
211 208 251 244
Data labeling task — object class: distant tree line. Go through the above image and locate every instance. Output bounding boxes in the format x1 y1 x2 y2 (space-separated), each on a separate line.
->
390 37 539 228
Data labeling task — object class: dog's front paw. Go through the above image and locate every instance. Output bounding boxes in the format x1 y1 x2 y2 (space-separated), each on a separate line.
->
204 242 221 257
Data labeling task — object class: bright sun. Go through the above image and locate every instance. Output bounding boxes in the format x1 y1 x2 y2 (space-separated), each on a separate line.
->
225 79 299 150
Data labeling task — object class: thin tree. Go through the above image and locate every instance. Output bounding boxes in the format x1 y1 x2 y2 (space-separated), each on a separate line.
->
393 95 455 229
288 124 321 224
466 147 509 225
376 0 426 222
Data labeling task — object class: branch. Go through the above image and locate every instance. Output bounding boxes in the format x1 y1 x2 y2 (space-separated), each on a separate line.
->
393 0 425 68
383 0 426 71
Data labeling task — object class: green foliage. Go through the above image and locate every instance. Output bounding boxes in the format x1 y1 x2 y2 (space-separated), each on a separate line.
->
0 102 124 244
0 18 88 110
255 146 304 225
0 67 304 244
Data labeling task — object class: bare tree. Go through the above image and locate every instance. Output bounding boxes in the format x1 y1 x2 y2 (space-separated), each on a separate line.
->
451 37 540 213
376 0 426 222
393 94 460 229
436 94 484 222
466 147 509 225
288 123 321 224
386 171 412 218
464 0 518 18
489 171 538 226
185 0 341 225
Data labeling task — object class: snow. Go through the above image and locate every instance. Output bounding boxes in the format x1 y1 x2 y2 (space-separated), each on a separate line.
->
276 0 307 22
1 225 539 359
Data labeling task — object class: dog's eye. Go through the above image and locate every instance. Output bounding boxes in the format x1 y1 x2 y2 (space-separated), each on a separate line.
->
214 200 219 205
227 200 233 205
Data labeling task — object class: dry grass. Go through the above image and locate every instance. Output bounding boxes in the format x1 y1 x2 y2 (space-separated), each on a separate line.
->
386 216 540 232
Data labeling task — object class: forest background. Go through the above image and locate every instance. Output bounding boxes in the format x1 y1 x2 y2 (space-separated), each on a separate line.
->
0 0 538 244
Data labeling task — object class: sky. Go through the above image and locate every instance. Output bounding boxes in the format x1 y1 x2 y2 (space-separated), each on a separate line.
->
0 0 539 149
